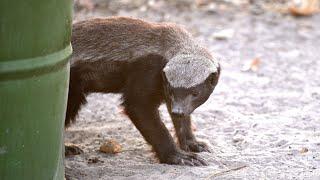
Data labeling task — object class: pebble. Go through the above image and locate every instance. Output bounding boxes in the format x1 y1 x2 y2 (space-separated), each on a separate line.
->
233 135 244 143
212 29 235 40
99 139 122 154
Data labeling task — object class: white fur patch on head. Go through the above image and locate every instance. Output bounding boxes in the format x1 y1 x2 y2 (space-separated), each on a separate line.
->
163 54 219 88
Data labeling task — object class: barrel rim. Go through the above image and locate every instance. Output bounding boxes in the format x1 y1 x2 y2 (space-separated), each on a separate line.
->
0 45 72 80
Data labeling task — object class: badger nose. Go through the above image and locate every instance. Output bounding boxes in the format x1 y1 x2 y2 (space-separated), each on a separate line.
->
171 106 184 117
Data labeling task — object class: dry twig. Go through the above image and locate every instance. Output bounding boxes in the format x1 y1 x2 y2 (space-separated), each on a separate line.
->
206 165 248 179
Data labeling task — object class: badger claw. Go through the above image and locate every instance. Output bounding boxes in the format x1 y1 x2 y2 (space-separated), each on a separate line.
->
162 150 208 166
181 140 211 153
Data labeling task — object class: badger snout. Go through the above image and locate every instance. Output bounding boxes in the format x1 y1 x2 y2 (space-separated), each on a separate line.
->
170 96 193 117
171 104 185 117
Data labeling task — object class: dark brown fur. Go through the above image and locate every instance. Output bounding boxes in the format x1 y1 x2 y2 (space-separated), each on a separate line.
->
71 17 212 65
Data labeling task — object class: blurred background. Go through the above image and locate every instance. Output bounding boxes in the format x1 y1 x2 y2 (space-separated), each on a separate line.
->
66 1 320 179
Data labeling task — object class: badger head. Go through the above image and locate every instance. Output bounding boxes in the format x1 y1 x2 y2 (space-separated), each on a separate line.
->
162 54 220 117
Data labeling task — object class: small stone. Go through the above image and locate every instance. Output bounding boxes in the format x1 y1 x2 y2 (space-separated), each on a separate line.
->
204 3 218 13
289 0 320 17
241 57 261 72
87 156 103 164
99 139 122 154
276 140 288 147
212 29 234 40
223 127 234 133
195 0 210 7
300 147 308 154
232 135 244 143
65 144 83 156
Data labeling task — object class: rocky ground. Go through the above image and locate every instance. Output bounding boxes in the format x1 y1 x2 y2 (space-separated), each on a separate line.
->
65 1 320 179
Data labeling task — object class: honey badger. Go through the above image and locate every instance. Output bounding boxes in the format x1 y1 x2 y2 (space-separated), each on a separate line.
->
66 17 220 166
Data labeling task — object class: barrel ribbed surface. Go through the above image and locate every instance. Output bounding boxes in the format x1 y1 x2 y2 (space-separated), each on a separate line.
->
0 0 72 179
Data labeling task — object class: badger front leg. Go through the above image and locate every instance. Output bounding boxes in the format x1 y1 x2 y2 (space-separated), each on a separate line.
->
123 100 207 166
171 115 211 153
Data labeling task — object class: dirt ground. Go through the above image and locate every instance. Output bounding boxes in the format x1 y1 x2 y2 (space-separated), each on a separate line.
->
65 1 320 179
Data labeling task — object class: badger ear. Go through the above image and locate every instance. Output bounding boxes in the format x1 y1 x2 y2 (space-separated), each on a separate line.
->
163 66 169 72
161 69 168 82
162 66 170 80
209 73 217 85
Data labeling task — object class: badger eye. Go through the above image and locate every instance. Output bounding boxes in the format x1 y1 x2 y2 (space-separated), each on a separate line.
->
210 74 217 85
192 91 199 97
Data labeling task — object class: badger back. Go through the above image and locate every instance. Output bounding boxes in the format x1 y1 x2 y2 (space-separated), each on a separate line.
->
71 17 165 65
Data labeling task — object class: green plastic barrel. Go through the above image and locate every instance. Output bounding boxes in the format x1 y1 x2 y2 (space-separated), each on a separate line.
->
0 0 72 179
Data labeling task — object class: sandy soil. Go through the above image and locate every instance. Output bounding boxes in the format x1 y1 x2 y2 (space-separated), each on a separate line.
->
65 1 320 179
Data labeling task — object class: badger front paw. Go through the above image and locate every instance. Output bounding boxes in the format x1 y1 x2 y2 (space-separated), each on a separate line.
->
161 150 208 166
180 140 211 153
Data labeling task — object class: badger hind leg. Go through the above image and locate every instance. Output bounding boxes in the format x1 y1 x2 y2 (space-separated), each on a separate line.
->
65 65 88 156
65 60 126 156
65 66 87 127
